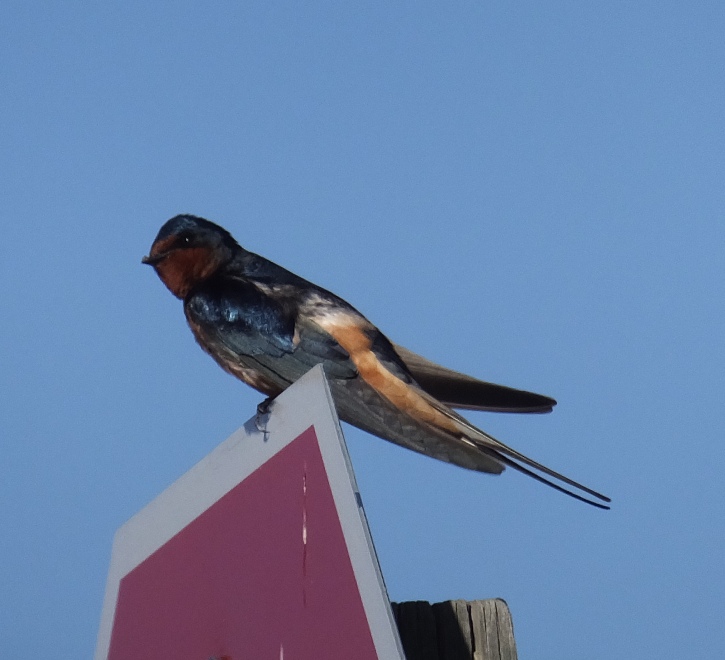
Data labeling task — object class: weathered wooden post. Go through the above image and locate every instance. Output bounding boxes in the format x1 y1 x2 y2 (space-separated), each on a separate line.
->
393 599 517 660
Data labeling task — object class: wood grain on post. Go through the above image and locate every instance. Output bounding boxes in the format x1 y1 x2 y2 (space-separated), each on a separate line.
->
391 599 517 660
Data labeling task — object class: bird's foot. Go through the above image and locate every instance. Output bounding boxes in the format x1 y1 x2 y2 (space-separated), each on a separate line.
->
257 396 276 416
255 396 276 437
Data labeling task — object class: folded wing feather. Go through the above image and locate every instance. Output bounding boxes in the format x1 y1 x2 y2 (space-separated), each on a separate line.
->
393 343 556 413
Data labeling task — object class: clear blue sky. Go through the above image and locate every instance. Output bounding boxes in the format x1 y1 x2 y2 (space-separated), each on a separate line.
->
2 2 724 658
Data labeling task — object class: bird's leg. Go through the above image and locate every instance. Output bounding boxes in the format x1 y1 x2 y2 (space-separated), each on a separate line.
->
257 396 276 416
255 395 276 436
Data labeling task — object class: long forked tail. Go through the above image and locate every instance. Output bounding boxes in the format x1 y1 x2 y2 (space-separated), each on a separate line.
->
482 448 610 509
453 413 611 509
413 389 611 508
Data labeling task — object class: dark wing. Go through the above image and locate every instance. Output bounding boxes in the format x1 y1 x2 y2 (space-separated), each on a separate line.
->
393 343 556 413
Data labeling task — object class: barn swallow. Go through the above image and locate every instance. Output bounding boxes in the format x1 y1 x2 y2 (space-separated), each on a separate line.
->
143 214 610 509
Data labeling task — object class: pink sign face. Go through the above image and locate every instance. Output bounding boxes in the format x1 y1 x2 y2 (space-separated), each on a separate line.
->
108 427 377 660
96 367 404 660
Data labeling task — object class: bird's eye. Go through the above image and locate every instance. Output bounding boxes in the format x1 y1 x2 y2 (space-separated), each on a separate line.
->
178 233 193 246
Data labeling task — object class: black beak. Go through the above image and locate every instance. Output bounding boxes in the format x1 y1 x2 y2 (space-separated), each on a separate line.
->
142 254 163 266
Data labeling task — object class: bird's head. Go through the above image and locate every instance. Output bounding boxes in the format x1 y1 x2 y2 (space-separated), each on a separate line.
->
142 215 240 299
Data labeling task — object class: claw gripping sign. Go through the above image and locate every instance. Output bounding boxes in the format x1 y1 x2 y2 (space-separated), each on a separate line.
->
95 366 405 660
